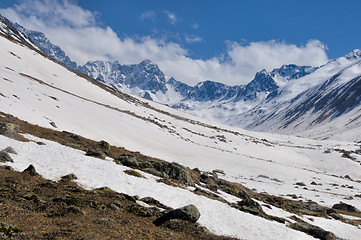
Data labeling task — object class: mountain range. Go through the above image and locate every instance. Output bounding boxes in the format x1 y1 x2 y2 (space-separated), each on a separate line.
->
12 22 361 142
1 14 361 240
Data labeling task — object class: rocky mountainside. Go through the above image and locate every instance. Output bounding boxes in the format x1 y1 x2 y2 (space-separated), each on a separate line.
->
1 15 361 240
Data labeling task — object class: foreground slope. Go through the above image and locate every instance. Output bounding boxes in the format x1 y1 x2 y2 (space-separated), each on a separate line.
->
1 31 361 239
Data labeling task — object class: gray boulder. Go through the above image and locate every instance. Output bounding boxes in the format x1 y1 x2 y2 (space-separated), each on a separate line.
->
153 204 200 226
2 146 17 154
332 202 360 212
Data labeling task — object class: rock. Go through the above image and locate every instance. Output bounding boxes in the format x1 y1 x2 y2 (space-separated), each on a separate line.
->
310 181 318 185
61 173 78 180
68 205 85 215
237 190 251 200
0 151 13 163
0 122 20 135
108 201 122 211
289 221 336 240
153 204 200 226
295 182 306 186
236 199 264 215
85 149 105 159
2 146 17 154
332 202 360 212
23 164 38 176
300 201 326 213
344 175 352 180
115 154 194 186
99 140 110 153
128 204 159 217
49 121 57 128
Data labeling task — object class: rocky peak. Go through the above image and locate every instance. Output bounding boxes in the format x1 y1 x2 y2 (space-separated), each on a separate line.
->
345 49 361 60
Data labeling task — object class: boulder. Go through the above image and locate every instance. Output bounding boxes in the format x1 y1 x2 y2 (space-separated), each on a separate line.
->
0 151 13 163
128 204 159 217
332 202 360 212
2 146 17 154
23 164 38 176
99 140 110 153
236 198 264 215
153 204 200 226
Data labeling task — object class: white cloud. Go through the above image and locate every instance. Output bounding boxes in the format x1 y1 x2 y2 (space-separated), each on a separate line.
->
185 35 203 44
164 10 177 25
191 23 199 29
0 0 329 86
140 10 155 21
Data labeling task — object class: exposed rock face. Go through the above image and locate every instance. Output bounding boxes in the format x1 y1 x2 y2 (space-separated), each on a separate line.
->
153 204 201 226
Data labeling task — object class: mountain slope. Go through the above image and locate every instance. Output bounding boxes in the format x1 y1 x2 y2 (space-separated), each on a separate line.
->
232 50 361 141
1 17 361 239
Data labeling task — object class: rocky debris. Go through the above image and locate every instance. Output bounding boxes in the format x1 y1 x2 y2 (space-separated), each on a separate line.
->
0 222 24 238
23 164 38 176
289 219 336 240
332 202 360 212
300 201 327 213
61 173 78 180
154 204 201 226
0 122 20 135
85 149 105 159
128 204 160 217
114 154 194 186
237 189 251 200
2 146 17 154
0 151 13 163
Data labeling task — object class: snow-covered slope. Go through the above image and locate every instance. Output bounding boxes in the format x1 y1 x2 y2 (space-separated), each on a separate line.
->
1 18 361 239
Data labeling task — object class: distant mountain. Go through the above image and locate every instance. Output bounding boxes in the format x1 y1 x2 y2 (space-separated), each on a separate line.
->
11 19 361 139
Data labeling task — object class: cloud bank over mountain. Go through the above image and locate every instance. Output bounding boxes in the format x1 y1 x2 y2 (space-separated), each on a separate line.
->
0 0 329 85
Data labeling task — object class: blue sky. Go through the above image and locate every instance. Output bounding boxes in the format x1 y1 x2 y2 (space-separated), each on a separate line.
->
0 0 360 85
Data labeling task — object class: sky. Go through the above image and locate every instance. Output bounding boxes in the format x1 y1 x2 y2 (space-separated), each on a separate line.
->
0 0 360 86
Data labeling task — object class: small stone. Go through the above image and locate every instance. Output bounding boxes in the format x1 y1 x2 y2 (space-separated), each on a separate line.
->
310 181 317 185
68 205 85 215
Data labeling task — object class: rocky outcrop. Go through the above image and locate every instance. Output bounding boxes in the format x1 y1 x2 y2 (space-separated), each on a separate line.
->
114 154 194 186
23 165 38 176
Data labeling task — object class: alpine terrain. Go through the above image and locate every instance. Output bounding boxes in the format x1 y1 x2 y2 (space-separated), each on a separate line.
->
0 15 361 239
